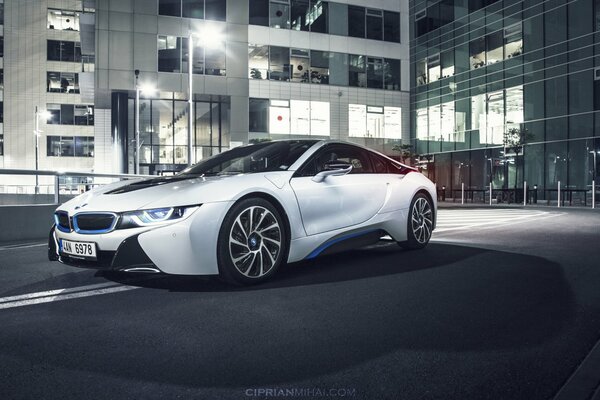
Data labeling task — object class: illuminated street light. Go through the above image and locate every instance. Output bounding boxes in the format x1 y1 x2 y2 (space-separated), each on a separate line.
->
187 24 225 166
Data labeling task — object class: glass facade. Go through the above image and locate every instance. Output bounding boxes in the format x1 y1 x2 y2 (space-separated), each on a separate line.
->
127 96 230 173
47 136 94 157
158 0 225 21
249 0 400 43
410 0 600 203
158 35 225 75
249 45 401 90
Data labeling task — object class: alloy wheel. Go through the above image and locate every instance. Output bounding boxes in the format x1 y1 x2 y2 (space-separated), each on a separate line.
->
228 206 282 278
411 197 433 244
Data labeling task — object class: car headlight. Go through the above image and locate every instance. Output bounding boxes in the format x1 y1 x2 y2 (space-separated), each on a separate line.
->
118 206 199 229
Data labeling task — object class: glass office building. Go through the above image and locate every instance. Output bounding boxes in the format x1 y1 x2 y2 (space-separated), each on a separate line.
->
410 0 600 203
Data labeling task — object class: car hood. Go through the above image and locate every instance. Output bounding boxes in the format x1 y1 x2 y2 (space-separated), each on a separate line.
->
57 172 293 214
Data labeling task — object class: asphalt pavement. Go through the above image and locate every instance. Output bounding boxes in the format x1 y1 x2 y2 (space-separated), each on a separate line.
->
1 208 600 399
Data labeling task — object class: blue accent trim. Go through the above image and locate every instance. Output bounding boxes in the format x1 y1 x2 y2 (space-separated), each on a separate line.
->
306 229 381 260
72 212 119 234
54 212 71 233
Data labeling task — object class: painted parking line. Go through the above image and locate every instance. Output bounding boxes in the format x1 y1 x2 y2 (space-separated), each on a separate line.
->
0 283 141 310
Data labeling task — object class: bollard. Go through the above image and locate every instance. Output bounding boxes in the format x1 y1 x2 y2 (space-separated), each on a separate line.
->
523 181 527 206
557 181 561 208
54 176 60 205
461 182 464 205
489 182 492 206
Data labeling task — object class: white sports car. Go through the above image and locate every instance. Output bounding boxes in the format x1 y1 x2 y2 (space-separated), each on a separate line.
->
48 140 437 285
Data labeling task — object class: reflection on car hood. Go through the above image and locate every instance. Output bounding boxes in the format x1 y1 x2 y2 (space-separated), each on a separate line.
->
104 175 203 194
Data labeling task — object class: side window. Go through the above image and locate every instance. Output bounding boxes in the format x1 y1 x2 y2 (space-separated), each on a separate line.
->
295 144 374 176
369 153 387 173
314 145 373 174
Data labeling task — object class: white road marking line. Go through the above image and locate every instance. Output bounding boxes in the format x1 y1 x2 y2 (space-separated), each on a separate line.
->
0 243 46 251
0 282 121 304
0 285 140 310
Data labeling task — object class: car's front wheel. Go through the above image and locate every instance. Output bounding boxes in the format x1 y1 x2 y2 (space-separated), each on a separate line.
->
399 193 433 250
217 198 287 285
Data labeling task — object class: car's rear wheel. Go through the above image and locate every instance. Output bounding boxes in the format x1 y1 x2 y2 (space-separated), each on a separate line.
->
399 193 433 250
217 198 287 285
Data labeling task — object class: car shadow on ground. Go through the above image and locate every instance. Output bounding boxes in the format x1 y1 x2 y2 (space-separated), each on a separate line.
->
0 241 576 391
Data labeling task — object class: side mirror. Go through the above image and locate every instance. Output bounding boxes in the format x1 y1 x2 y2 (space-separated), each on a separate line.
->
312 162 353 183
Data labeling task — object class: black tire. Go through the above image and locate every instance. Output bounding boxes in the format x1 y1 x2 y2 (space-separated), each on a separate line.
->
217 198 287 285
398 193 434 250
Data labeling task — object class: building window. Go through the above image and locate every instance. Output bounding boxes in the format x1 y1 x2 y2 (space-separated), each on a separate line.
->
366 9 383 40
291 0 309 31
441 51 454 79
46 104 94 126
384 58 400 90
250 0 269 26
469 0 500 13
158 36 182 72
0 102 3 124
307 0 328 33
250 98 330 136
470 37 486 69
367 57 383 89
47 9 80 31
47 136 93 157
269 46 290 81
416 58 427 86
159 35 223 75
504 23 523 59
310 50 329 84
383 11 400 43
0 135 3 156
270 0 291 29
349 104 401 139
427 54 441 83
0 37 3 58
159 0 181 16
349 54 366 87
183 0 204 19
486 30 504 65
75 137 95 157
47 72 79 94
348 6 365 38
290 48 310 82
158 0 223 20
249 44 269 79
205 46 226 76
0 69 3 90
47 40 82 63
205 0 226 21
249 98 269 132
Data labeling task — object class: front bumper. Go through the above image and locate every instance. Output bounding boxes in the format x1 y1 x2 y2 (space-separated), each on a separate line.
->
48 201 234 275
49 225 158 272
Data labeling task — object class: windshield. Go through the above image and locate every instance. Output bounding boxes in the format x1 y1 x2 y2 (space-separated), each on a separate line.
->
179 140 318 176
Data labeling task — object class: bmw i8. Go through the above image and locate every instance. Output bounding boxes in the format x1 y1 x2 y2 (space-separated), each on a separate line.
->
48 140 437 285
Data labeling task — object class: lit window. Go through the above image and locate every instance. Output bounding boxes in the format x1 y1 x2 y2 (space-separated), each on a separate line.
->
249 44 269 80
427 54 441 83
470 37 486 69
47 9 80 31
504 23 523 59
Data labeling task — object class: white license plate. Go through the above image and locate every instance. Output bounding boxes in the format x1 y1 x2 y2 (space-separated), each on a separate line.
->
61 239 97 259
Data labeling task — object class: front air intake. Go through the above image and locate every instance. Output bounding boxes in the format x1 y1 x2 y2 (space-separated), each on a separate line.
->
54 211 71 232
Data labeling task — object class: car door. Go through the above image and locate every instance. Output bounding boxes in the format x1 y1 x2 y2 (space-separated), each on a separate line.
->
289 144 389 235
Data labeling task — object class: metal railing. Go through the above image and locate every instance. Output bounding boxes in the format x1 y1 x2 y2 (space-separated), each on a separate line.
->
437 180 598 209
0 168 152 205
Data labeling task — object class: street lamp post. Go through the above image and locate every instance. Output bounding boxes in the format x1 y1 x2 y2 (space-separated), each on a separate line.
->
34 107 51 194
188 32 194 167
134 69 140 175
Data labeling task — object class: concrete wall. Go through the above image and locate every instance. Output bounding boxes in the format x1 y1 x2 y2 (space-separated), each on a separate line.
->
0 204 56 242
